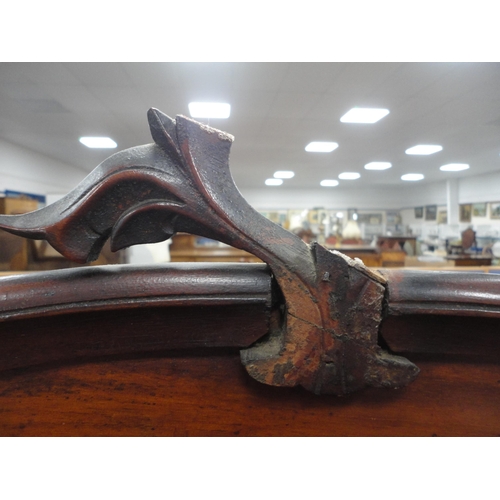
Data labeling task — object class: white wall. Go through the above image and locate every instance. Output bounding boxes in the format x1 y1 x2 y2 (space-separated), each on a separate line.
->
0 138 87 197
459 171 500 204
396 172 500 212
241 186 413 211
395 181 448 210
241 176 488 213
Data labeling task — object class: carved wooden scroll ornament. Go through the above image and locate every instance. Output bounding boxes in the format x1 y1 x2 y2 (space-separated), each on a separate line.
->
0 109 419 395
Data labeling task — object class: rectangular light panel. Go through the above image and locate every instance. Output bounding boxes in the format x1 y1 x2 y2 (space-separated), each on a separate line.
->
188 102 231 119
305 142 338 152
340 108 389 124
79 137 117 148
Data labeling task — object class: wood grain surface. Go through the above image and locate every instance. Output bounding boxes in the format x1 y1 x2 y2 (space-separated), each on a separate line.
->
0 263 273 371
0 349 498 436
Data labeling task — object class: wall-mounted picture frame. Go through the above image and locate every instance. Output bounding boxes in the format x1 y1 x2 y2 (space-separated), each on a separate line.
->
425 205 437 221
308 209 319 225
490 202 500 219
459 204 472 223
414 207 423 219
437 210 448 224
472 203 487 217
358 213 383 225
386 211 401 225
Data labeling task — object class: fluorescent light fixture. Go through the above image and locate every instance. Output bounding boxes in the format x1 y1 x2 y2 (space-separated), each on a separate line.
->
401 173 424 181
305 142 338 152
320 179 339 187
364 162 392 170
439 163 470 172
405 145 443 155
79 137 117 149
188 102 231 119
265 178 283 186
274 170 295 179
338 172 360 180
340 108 389 124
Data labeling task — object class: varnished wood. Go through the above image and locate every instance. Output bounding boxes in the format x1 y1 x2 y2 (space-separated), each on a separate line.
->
381 314 500 358
0 350 498 436
0 263 273 371
0 263 272 321
380 268 500 317
445 255 493 266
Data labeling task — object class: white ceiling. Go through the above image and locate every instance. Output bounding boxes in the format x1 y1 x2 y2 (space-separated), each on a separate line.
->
1 62 500 192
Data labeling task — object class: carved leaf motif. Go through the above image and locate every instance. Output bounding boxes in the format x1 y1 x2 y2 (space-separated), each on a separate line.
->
0 108 419 395
0 110 236 262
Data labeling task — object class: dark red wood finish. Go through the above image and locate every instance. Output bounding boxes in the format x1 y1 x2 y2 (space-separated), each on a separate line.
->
0 263 273 371
0 349 498 436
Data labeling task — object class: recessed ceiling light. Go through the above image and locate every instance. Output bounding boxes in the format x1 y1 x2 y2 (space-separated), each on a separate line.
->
439 163 470 172
320 179 339 187
340 108 389 124
188 102 231 118
265 178 283 186
405 145 443 155
79 137 117 149
305 142 338 152
338 172 360 180
401 173 424 181
364 162 392 170
274 170 295 179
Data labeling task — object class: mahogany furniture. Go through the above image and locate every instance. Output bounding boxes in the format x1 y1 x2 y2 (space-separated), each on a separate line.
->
444 227 492 266
0 109 499 436
445 254 493 266
0 197 38 271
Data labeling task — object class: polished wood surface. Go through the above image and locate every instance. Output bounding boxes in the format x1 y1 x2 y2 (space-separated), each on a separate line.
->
0 263 499 436
0 348 498 436
0 263 272 371
445 255 493 266
380 268 500 316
